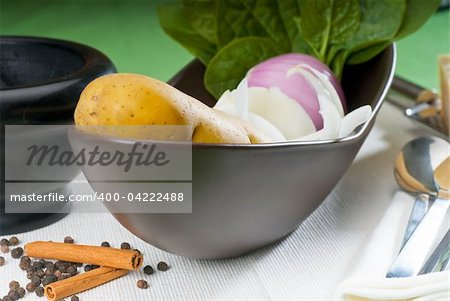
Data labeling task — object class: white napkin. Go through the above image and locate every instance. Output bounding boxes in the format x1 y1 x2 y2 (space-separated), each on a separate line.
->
334 191 450 301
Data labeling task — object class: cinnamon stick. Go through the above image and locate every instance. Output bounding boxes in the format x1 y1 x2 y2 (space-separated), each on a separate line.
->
24 241 143 270
44 267 128 301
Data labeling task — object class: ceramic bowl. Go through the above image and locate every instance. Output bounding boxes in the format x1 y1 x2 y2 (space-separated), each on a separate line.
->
70 45 396 258
0 36 116 234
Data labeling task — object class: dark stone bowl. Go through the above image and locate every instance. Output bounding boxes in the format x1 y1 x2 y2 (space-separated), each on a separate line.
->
0 36 116 234
70 45 396 259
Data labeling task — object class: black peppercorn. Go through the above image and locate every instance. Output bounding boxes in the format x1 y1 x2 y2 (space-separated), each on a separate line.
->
26 282 36 292
36 269 45 279
16 287 25 298
9 281 20 290
143 265 154 275
58 273 71 281
42 274 57 286
32 261 43 270
26 271 34 280
71 296 80 301
31 275 41 286
55 260 68 272
0 256 5 266
45 261 55 271
1 245 9 254
54 270 62 278
10 247 23 259
64 236 74 244
120 242 131 250
157 261 169 271
101 241 110 247
2 296 13 301
83 265 93 272
20 256 30 262
0 238 10 246
9 237 19 246
7 290 19 300
66 265 78 276
137 279 149 289
35 286 44 297
19 256 31 270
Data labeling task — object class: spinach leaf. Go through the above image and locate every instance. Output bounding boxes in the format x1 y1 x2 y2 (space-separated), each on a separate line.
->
395 0 441 39
204 37 281 99
292 17 312 54
216 0 290 51
328 0 405 77
216 0 269 48
159 0 439 100
278 0 302 44
347 41 391 65
158 2 217 65
346 0 405 53
330 50 347 81
299 0 360 61
183 0 218 45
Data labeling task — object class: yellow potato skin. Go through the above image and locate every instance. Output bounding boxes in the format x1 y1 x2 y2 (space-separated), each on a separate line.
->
75 73 270 143
75 73 187 126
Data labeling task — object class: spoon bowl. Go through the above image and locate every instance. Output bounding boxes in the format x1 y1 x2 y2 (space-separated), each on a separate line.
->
388 136 450 277
394 136 448 196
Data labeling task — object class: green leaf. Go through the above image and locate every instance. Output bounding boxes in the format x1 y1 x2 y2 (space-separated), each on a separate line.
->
292 17 313 54
347 41 391 64
343 0 404 54
216 0 290 51
299 0 360 61
182 0 218 45
278 0 302 43
204 37 281 99
395 0 441 39
158 2 217 65
330 50 348 80
328 0 405 75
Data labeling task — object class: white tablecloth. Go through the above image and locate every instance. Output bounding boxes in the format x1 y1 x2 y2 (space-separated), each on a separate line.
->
0 103 438 300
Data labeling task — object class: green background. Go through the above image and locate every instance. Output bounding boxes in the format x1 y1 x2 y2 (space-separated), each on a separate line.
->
1 0 449 89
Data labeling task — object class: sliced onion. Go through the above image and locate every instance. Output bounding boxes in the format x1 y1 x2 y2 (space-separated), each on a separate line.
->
338 105 372 138
248 112 286 141
248 87 316 140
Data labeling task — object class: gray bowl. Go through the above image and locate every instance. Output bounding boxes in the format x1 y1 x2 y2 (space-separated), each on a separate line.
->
69 45 396 259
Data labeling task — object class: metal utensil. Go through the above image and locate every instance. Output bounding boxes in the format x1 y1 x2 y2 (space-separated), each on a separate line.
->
387 136 450 278
419 228 450 274
387 73 449 139
394 137 443 250
401 194 434 248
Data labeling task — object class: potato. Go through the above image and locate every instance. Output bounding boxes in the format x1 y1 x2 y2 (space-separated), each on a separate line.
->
74 73 271 143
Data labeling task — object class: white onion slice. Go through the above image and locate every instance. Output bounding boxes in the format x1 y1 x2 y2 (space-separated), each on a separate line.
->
248 112 286 141
289 64 345 117
215 62 372 143
215 90 236 115
338 105 372 138
234 77 249 121
248 87 316 139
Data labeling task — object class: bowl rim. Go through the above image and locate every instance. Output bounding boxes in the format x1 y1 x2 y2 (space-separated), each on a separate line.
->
0 35 112 91
70 44 396 150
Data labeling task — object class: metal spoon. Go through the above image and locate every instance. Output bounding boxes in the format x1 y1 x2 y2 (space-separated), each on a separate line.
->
387 136 449 278
394 137 443 249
